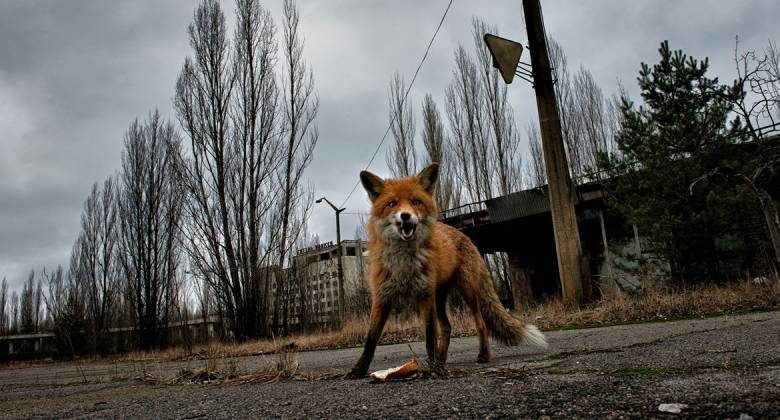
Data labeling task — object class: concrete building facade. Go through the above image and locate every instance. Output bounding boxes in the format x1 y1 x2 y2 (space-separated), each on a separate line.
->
276 239 369 327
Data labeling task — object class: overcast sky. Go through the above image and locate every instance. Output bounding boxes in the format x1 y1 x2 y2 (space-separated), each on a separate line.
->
1 0 778 293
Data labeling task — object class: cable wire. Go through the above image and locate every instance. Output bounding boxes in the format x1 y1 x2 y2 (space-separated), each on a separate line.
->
339 0 454 208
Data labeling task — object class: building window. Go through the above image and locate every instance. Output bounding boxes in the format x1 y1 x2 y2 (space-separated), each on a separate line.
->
346 246 356 256
320 252 329 261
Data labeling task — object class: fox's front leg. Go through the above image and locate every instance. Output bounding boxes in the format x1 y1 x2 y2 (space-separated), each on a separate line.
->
346 299 392 378
421 298 439 369
435 286 452 365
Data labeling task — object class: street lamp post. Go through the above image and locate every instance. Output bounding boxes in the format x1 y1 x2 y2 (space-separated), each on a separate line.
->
316 197 346 325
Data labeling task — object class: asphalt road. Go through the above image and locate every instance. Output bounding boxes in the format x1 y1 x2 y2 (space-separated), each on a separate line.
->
2 311 779 418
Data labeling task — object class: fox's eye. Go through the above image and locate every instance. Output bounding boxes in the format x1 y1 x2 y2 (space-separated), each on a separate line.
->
412 199 422 206
387 200 397 208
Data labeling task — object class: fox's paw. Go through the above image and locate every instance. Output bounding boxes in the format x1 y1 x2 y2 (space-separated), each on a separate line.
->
476 353 491 363
420 364 448 378
344 367 367 379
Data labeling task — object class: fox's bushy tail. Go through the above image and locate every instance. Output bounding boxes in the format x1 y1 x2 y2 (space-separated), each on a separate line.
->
478 273 548 348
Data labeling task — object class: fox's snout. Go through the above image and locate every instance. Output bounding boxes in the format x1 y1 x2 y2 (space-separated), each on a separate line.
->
393 210 419 241
395 211 418 224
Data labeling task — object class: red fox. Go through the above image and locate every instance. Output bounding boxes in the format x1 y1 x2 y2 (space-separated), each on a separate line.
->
346 163 547 378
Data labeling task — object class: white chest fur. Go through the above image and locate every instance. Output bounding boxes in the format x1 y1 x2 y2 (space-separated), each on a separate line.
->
376 241 431 303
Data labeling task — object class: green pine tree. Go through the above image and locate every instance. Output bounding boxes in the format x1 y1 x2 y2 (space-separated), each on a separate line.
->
598 41 764 282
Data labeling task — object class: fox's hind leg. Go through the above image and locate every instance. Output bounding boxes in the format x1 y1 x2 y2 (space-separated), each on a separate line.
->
458 270 491 363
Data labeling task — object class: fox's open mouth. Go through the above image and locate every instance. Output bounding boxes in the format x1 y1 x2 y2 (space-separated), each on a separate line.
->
398 222 416 241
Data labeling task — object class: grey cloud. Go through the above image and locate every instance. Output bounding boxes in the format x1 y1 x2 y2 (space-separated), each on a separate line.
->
1 0 779 292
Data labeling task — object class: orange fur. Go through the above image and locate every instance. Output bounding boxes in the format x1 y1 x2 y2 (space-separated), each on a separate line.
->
346 163 546 378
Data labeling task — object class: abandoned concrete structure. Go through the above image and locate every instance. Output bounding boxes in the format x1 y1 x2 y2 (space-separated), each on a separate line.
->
272 239 368 327
440 181 667 307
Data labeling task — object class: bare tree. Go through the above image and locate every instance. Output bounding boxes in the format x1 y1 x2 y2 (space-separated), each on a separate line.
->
548 38 580 179
43 266 86 356
548 38 619 183
118 111 184 349
471 16 524 291
692 39 780 268
175 0 247 339
445 18 525 203
420 93 456 209
0 277 7 334
35 275 43 332
386 72 417 177
732 38 780 134
731 39 780 266
43 268 66 326
70 178 119 352
229 0 282 338
19 271 36 333
10 291 19 334
21 272 44 333
175 0 318 339
191 270 211 325
446 44 491 203
526 124 547 187
572 69 620 172
472 18 523 195
272 0 319 333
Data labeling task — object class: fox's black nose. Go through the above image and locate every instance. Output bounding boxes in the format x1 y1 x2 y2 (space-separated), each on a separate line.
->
400 212 411 222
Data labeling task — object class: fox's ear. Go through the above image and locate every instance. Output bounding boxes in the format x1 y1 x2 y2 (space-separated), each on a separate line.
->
360 170 385 202
417 163 439 194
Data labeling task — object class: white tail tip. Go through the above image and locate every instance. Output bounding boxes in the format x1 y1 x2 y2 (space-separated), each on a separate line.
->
523 324 548 348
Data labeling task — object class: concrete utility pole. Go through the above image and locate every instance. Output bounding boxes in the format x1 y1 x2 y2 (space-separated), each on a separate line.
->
316 197 346 324
522 0 585 303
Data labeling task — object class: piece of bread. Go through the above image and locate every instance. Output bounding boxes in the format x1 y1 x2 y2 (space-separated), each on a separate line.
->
369 358 419 382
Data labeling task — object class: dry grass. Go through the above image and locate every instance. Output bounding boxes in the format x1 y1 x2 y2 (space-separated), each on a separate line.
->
529 276 780 330
136 348 312 385
121 312 476 363
124 277 780 363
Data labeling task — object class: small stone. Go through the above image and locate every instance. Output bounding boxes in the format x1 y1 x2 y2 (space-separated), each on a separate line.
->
658 403 688 414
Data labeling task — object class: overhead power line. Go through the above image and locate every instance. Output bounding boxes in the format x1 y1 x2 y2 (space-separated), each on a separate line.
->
339 0 455 208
